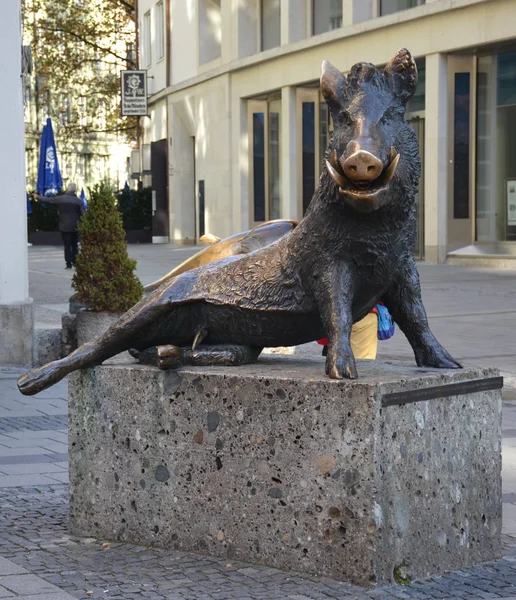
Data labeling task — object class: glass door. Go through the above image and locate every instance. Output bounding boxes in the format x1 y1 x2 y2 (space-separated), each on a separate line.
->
248 96 282 227
297 88 331 215
447 55 476 251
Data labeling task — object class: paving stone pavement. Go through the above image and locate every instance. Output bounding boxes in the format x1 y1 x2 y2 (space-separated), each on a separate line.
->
1 369 516 599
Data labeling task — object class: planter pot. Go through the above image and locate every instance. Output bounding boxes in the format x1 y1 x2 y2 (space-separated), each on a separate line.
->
75 309 131 363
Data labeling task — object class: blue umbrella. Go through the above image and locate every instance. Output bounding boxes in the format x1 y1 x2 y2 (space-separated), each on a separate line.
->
80 188 88 210
36 118 63 197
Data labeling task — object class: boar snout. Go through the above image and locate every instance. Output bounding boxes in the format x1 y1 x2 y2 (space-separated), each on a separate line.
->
326 146 400 211
341 150 383 183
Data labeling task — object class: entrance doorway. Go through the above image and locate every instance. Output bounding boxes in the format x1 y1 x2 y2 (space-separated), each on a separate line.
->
248 96 282 227
447 55 476 251
151 139 169 243
297 88 329 216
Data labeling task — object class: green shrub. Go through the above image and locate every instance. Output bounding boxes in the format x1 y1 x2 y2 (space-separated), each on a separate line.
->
72 182 143 312
116 186 152 230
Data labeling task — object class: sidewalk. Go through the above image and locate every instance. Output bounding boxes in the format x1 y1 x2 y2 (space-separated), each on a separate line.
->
0 244 510 599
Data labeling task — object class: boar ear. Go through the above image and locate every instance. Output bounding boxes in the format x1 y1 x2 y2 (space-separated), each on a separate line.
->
384 48 418 104
321 60 346 112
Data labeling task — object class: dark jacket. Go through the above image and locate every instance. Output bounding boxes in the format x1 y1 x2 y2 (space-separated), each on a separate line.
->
43 193 84 232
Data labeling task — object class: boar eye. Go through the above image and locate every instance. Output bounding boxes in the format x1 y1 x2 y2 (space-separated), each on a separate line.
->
341 110 353 126
380 106 404 125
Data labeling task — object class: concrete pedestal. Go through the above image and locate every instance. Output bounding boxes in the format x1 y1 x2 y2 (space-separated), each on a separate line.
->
0 301 34 367
68 357 502 585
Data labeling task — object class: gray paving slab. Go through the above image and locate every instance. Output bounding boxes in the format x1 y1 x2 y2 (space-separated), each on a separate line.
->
0 556 29 575
0 474 65 487
0 453 67 465
0 447 56 458
0 462 67 476
5 594 75 600
0 573 68 595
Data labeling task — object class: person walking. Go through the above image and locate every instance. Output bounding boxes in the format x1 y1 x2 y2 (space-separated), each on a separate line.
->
34 182 84 269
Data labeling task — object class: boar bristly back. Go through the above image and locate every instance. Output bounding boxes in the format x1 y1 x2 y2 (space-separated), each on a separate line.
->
319 48 421 215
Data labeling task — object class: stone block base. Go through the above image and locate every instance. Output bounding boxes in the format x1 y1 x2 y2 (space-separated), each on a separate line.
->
0 300 33 366
33 328 61 366
68 358 502 585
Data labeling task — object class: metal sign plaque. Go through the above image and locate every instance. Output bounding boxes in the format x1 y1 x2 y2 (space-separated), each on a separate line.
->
121 70 148 116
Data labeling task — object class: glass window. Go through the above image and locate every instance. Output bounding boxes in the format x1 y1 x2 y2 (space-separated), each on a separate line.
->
380 0 425 16
253 113 266 222
261 0 280 51
476 52 516 242
199 0 221 64
302 102 315 214
155 1 165 61
313 0 342 35
268 99 281 220
142 11 151 67
453 73 470 219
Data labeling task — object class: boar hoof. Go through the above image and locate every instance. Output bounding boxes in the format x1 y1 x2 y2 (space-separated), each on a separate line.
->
325 353 358 380
416 346 462 370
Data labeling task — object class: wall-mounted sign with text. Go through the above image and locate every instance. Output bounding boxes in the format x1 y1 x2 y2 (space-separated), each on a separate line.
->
121 70 147 116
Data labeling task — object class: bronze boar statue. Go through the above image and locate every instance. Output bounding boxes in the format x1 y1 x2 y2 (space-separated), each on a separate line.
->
18 48 461 396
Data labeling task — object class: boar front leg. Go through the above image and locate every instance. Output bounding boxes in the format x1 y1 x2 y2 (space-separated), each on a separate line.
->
314 266 357 379
383 255 462 370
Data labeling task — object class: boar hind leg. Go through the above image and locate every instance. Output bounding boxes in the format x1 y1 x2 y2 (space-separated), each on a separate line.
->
132 344 263 369
384 256 462 370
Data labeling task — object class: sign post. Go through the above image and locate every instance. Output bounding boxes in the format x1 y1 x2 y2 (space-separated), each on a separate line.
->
121 70 148 116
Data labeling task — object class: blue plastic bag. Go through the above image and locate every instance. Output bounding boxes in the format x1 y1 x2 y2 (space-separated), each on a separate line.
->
376 304 395 340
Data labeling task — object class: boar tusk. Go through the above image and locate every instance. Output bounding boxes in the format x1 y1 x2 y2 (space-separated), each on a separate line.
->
384 152 400 184
326 158 348 188
389 146 398 163
329 149 345 175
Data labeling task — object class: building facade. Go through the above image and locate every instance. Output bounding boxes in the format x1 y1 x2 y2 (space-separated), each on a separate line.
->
22 0 135 195
136 0 516 264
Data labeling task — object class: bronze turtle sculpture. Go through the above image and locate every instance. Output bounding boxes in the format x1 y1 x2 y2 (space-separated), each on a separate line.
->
18 49 461 396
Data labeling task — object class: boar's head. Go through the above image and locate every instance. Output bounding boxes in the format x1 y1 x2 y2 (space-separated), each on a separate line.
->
321 48 421 213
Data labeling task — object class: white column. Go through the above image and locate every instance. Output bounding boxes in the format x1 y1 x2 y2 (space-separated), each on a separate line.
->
424 53 448 264
0 0 33 366
280 86 299 220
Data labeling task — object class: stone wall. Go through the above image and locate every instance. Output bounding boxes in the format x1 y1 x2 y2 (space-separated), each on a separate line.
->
68 357 502 585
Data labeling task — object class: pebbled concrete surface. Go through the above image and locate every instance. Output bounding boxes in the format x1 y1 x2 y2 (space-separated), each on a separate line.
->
68 359 503 586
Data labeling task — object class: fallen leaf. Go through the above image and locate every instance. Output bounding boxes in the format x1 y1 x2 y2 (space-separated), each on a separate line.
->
226 563 232 568
102 542 111 549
